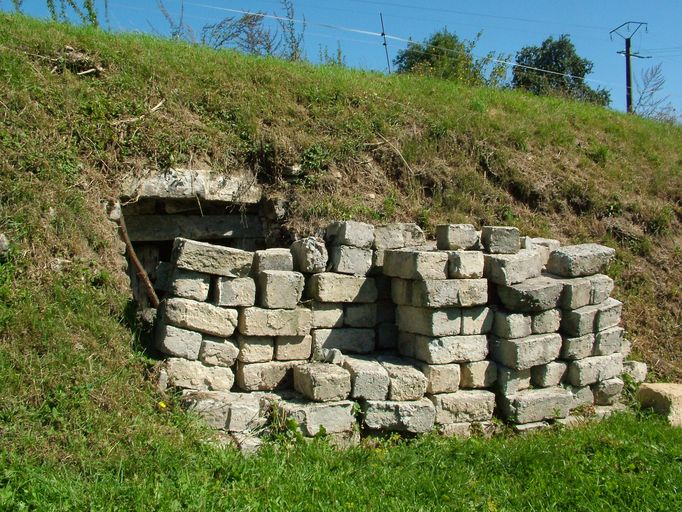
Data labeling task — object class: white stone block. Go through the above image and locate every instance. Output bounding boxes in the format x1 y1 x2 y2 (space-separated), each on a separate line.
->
214 277 256 307
171 238 253 277
162 297 238 338
237 335 274 363
307 273 378 303
256 270 305 309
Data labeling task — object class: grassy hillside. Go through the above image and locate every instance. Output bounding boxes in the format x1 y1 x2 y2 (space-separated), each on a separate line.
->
1 14 682 509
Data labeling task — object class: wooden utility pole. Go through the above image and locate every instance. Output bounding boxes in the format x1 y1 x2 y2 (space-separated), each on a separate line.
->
610 22 648 113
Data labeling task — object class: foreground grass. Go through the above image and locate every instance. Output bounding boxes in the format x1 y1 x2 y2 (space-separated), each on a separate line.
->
2 412 681 511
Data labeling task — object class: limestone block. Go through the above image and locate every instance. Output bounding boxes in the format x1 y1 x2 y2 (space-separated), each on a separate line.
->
567 353 624 387
171 238 253 277
430 390 496 424
498 387 573 423
214 277 256 307
436 224 480 250
383 249 449 280
238 307 312 337
235 361 299 391
376 323 399 350
310 302 344 328
586 274 615 305
256 270 305 309
416 362 461 394
181 391 265 432
594 327 624 356
400 333 488 364
460 361 498 389
293 363 351 402
460 306 494 335
496 366 531 395
307 273 378 303
596 298 622 331
447 250 485 279
396 306 461 337
497 276 564 313
275 335 312 361
592 377 624 405
560 304 600 337
362 398 436 433
165 358 234 391
374 223 425 249
290 237 328 274
556 277 592 310
312 328 375 354
546 244 616 277
237 335 274 363
378 356 428 401
481 226 520 254
168 269 210 302
531 361 568 388
344 303 377 328
253 248 293 273
390 278 413 306
492 311 532 339
162 297 238 338
636 383 682 427
561 333 595 360
199 337 240 367
278 399 355 436
343 356 390 400
326 220 375 249
411 279 488 308
526 237 561 265
562 384 595 409
328 245 373 276
483 250 543 286
623 361 647 383
490 333 562 370
156 322 202 360
372 249 386 272
531 309 561 334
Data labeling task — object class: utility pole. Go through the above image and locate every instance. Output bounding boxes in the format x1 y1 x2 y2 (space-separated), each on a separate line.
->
380 13 391 73
610 21 648 113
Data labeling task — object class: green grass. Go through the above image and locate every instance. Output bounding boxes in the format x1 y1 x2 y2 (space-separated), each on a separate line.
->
2 412 682 511
1 14 682 510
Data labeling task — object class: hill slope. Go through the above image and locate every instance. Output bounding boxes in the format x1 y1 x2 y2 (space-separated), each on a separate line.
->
1 13 681 486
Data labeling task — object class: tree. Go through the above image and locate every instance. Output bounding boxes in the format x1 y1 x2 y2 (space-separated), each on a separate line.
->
512 35 610 106
393 29 507 87
634 63 678 123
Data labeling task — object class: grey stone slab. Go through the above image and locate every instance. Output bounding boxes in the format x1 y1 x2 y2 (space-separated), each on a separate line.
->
594 327 624 356
436 224 481 250
596 298 622 331
547 244 616 277
481 226 520 254
181 391 266 432
447 250 485 279
586 274 615 305
460 361 498 389
214 277 256 307
483 250 543 285
430 390 496 424
290 237 328 274
561 333 595 361
237 335 274 363
278 399 355 436
363 398 436 433
561 304 600 337
396 306 461 337
275 335 313 361
156 322 203 360
235 361 300 391
531 361 568 388
162 297 238 338
492 311 532 339
253 248 293 273
342 356 390 400
328 245 373 276
555 276 592 310
312 328 375 354
199 337 240 367
411 279 488 308
165 358 234 391
567 353 624 387
238 307 312 337
256 270 305 309
126 215 263 242
293 363 351 402
344 303 377 327
461 306 494 335
378 356 428 401
400 333 488 364
310 302 344 328
416 362 461 394
374 223 425 249
168 269 210 302
592 377 624 406
497 276 564 312
531 309 561 334
498 387 573 423
490 333 562 370
496 366 531 395
307 273 378 303
326 221 375 249
383 249 449 280
171 238 253 277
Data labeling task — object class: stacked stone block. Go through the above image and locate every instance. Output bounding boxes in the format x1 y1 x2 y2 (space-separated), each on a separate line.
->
150 223 645 444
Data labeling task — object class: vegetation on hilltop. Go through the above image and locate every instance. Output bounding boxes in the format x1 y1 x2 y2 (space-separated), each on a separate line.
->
0 15 681 509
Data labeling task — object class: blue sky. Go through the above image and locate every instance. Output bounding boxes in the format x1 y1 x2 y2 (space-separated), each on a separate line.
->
12 0 682 115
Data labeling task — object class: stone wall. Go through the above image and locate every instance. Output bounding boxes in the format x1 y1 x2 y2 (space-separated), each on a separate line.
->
151 221 646 444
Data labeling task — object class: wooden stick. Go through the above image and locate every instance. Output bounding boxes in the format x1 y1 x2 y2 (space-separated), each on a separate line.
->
117 214 160 308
